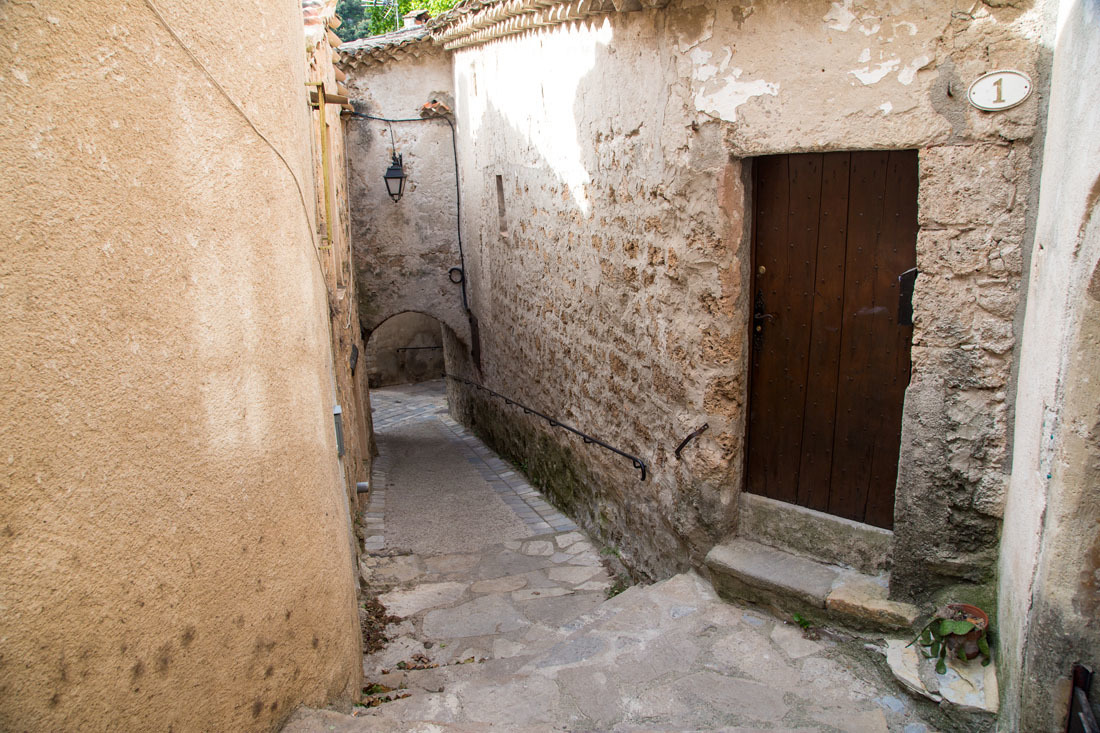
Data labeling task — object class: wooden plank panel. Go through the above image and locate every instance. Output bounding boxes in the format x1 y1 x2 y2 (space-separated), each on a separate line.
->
747 155 822 503
795 152 851 512
862 150 918 528
779 154 824 498
826 151 890 524
747 156 792 501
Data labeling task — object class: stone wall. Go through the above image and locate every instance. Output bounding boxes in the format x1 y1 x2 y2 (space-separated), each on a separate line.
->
0 1 361 730
343 46 471 346
440 0 1042 589
997 0 1100 727
366 312 446 387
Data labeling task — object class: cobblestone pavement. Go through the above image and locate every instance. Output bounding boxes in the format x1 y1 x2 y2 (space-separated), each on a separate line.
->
285 381 946 733
362 380 577 554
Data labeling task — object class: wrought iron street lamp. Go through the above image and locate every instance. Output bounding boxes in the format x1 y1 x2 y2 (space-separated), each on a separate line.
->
383 153 406 202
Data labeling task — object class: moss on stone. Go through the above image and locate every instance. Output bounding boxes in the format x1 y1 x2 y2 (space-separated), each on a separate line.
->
931 579 999 641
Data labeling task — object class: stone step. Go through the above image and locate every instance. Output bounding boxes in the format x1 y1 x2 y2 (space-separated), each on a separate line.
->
284 571 945 732
704 538 919 632
738 492 893 574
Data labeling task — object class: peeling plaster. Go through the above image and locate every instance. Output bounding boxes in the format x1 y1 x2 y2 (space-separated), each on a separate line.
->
694 67 779 122
894 21 918 37
850 57 900 85
690 47 717 81
824 0 857 32
898 54 932 85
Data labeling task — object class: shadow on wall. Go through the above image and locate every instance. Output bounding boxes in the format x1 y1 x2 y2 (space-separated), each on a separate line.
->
366 311 446 387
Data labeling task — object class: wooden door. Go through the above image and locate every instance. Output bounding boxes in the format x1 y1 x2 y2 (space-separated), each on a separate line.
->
746 150 918 529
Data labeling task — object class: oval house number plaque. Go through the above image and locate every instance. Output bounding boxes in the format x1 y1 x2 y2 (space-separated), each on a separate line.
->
967 70 1032 111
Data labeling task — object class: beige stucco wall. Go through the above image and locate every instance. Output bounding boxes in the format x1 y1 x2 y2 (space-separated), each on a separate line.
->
997 0 1100 727
0 1 361 730
437 0 1041 587
343 47 471 345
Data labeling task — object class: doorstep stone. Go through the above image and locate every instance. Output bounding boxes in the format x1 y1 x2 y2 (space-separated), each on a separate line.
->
738 492 892 574
705 538 920 632
705 538 840 608
826 575 920 630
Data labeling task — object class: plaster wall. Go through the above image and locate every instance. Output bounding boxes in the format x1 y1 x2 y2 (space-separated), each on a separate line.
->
0 1 361 729
996 0 1100 727
442 0 1041 586
344 49 471 345
366 312 446 387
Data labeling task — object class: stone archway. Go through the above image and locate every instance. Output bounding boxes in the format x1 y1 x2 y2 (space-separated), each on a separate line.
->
365 311 447 388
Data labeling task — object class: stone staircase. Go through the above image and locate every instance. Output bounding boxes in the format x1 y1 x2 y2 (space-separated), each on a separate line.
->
701 496 998 720
705 493 920 632
283 544 946 732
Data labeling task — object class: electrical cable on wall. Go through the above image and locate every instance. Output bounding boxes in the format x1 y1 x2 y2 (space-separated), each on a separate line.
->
347 111 469 312
142 0 330 290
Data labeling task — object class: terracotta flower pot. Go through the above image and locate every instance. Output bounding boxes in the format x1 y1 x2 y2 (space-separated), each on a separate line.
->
944 603 989 661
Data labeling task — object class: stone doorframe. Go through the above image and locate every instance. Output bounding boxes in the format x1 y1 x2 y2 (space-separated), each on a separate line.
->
734 143 1027 600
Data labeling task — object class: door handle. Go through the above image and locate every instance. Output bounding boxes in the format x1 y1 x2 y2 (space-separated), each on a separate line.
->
753 291 775 334
898 267 918 326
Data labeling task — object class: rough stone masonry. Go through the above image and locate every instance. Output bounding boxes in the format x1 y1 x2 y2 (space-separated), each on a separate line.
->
343 0 1042 600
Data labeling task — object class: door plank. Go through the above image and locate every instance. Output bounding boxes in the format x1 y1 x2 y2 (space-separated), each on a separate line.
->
826 151 891 524
796 152 851 513
747 155 793 501
778 153 824 498
863 150 918 528
748 155 823 503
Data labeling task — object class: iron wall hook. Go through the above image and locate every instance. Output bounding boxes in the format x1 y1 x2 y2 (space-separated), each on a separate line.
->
674 423 709 460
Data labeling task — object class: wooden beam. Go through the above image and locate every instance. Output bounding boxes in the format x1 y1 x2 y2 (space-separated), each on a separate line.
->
309 90 351 107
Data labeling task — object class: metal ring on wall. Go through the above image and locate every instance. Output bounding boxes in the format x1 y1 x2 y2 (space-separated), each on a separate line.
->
448 267 465 284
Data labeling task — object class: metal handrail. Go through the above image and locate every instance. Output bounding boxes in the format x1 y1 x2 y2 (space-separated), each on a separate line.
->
443 373 647 480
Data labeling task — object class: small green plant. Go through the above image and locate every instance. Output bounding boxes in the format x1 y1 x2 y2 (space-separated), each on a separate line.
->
908 604 991 674
792 612 812 631
600 545 621 558
605 575 630 599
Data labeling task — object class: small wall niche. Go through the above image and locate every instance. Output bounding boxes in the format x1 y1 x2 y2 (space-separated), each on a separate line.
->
495 174 508 237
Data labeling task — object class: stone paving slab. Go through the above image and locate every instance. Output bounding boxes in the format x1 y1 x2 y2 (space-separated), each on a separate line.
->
364 381 577 554
286 381 950 732
287 570 949 733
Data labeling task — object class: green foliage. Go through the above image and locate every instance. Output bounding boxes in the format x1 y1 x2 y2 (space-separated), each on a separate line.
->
976 635 991 665
938 618 975 637
605 575 630 599
908 606 990 675
334 0 460 42
792 612 812 631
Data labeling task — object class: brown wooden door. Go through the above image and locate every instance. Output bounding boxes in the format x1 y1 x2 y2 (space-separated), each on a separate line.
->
746 150 917 529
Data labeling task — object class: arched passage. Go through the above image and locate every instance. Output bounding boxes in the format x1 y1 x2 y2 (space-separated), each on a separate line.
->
365 311 446 388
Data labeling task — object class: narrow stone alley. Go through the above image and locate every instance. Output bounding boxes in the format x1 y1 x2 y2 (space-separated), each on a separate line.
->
285 382 951 732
